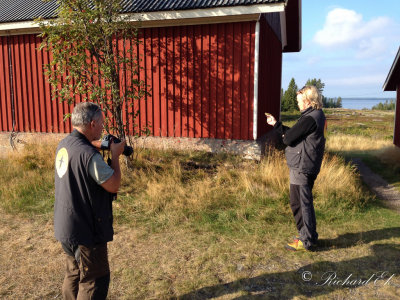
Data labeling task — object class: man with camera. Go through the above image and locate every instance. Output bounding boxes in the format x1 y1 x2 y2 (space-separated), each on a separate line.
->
54 102 125 299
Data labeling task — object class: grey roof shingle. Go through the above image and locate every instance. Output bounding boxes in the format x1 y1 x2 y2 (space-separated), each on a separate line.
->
0 0 285 23
0 0 58 23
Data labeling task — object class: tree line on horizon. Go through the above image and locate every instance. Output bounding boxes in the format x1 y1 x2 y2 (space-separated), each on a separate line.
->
372 99 396 111
281 78 342 112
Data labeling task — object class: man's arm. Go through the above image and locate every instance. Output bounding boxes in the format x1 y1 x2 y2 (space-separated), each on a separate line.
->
100 140 125 194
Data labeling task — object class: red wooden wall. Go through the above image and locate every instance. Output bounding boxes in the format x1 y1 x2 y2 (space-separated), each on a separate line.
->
0 20 282 141
395 85 400 147
257 15 282 138
0 35 73 133
134 22 256 140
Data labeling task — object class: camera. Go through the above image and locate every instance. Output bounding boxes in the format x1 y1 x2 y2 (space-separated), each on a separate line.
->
101 134 133 156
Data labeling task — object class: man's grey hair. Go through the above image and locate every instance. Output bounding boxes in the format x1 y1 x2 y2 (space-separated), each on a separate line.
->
71 102 102 127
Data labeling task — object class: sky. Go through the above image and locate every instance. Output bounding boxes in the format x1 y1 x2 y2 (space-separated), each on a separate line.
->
282 0 400 98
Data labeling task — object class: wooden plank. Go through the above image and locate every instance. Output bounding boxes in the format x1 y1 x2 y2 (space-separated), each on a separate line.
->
12 36 23 132
138 29 147 136
5 39 13 132
193 25 202 138
29 35 40 132
201 24 210 138
180 26 189 137
124 37 132 136
42 39 53 132
24 35 35 132
216 23 225 139
174 26 182 137
248 22 256 139
240 22 251 140
56 58 65 133
232 22 242 140
0 37 7 131
35 36 47 132
118 36 127 134
209 24 218 139
166 26 174 137
130 38 140 136
152 27 161 137
17 35 30 131
145 28 153 135
159 27 168 137
224 23 234 140
48 50 60 133
187 25 195 138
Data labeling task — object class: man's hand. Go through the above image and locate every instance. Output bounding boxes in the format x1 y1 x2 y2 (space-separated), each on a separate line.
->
101 138 125 194
110 138 126 158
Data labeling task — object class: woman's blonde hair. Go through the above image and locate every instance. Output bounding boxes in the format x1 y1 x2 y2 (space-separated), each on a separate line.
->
297 85 323 109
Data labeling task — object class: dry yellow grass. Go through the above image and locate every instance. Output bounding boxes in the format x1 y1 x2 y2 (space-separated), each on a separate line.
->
316 154 371 208
119 150 289 218
119 148 369 225
326 134 393 152
0 142 57 216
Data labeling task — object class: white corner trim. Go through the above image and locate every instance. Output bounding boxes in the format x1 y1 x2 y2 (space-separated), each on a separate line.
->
0 3 285 34
279 11 287 50
253 20 260 141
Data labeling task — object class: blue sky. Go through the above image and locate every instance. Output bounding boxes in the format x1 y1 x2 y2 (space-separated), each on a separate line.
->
282 0 400 98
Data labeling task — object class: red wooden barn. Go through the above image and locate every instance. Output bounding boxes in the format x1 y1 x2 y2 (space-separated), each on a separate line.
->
0 0 301 156
383 47 400 148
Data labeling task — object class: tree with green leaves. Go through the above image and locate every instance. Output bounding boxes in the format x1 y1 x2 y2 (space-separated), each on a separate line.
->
372 99 396 110
37 0 148 141
305 78 342 108
336 96 342 108
282 78 298 112
305 78 325 95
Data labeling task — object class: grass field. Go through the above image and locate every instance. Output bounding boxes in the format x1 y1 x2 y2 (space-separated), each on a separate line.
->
0 108 399 299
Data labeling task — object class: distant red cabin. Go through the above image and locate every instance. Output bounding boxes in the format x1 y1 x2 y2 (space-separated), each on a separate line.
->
383 47 400 148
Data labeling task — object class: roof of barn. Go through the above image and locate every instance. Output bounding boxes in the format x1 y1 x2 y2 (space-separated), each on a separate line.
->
0 0 286 23
383 47 400 91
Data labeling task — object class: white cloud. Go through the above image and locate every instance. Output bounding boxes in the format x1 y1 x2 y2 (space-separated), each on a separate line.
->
357 37 387 59
313 8 396 58
306 56 321 65
314 8 362 47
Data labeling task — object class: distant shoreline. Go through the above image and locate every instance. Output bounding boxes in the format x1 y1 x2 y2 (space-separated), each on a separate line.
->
340 97 394 101
340 98 395 110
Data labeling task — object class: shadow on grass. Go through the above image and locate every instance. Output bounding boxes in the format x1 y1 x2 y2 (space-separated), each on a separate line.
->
335 150 399 188
316 227 400 251
178 228 400 299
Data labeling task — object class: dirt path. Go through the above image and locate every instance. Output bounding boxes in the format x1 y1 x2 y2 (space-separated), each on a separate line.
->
351 157 400 212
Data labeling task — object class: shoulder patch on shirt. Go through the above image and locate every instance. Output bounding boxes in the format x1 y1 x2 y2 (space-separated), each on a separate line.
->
56 147 68 178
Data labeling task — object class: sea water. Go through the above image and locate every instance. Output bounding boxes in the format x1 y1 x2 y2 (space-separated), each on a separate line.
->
341 98 394 110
